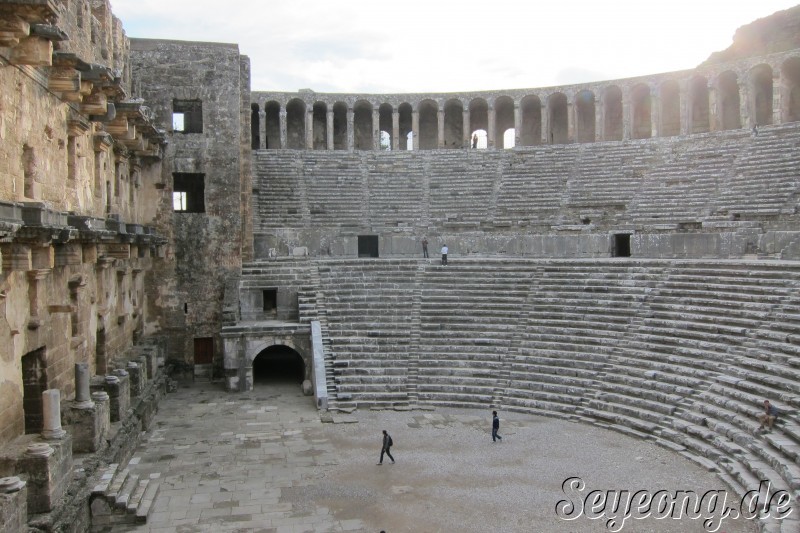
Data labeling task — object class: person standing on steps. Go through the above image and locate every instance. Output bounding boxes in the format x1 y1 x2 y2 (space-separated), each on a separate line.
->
492 411 502 442
441 244 448 266
378 430 395 464
422 237 429 258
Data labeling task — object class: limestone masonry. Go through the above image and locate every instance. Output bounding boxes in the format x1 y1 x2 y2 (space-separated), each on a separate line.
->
1 1 800 531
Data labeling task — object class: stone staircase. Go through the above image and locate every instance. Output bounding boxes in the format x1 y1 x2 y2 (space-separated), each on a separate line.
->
89 462 161 529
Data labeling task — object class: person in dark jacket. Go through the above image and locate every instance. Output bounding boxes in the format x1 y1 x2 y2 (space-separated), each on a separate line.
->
378 430 395 464
492 411 502 442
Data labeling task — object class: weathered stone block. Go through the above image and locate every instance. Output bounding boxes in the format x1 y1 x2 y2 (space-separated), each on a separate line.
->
0 481 27 533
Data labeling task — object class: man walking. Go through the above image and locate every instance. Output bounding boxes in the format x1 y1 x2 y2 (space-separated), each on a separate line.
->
492 411 502 442
441 244 448 266
378 429 395 464
422 237 429 258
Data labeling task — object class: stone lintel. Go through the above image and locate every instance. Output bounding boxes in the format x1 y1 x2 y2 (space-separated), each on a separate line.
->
9 35 52 66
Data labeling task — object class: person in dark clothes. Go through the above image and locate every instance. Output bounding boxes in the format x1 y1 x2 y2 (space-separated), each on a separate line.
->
492 411 502 442
378 430 395 464
422 237 429 258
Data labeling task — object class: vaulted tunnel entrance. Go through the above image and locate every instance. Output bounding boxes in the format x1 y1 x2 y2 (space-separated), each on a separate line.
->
252 345 305 385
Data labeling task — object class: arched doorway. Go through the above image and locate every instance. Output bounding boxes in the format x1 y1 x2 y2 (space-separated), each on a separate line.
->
252 345 305 385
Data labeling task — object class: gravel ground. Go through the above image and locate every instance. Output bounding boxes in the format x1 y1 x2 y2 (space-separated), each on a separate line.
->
122 382 762 533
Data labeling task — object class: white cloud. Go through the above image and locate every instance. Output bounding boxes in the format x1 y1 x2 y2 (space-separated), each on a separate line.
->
110 0 800 93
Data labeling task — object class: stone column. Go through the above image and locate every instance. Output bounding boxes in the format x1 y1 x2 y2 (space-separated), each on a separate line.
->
679 79 690 135
567 100 575 143
462 108 470 148
346 108 354 151
372 108 380 150
650 87 660 138
305 108 314 149
41 390 66 440
542 103 550 144
127 361 144 397
739 78 751 128
278 110 287 149
411 110 419 151
0 475 27 531
771 72 780 126
487 106 496 149
621 86 632 140
513 104 521 147
74 363 93 409
326 109 334 150
392 111 400 151
437 108 445 149
708 82 719 131
594 96 606 141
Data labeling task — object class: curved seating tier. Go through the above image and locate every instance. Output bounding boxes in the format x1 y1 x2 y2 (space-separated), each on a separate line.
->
308 257 800 520
254 123 800 233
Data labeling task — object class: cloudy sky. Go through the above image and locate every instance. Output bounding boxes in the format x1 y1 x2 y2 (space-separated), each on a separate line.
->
111 0 798 94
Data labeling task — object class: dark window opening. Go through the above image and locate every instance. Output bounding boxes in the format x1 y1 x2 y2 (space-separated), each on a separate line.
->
173 173 205 213
22 347 47 434
253 345 304 385
173 99 203 133
194 337 213 366
358 235 379 258
613 234 631 257
263 289 277 315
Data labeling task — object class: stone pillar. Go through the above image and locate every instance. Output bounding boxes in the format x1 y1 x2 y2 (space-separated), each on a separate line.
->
708 82 719 131
392 111 400 151
63 386 109 453
21 440 72 514
41 390 66 440
258 111 266 149
437 108 445 149
411 110 419 151
771 71 780 126
739 78 751 128
372 108 380 150
462 108 470 148
487 106 496 149
305 108 314 149
74 363 93 408
542 103 550 144
278 110 287 149
513 104 521 147
621 86 632 140
594 96 606 141
127 361 144 397
0 476 27 533
567 100 575 143
326 109 334 150
650 87 660 138
679 79 690 135
346 108 354 151
103 372 130 422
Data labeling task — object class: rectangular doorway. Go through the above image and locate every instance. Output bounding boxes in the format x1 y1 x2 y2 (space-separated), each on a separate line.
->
358 235 379 258
613 234 631 257
194 337 213 381
21 347 47 434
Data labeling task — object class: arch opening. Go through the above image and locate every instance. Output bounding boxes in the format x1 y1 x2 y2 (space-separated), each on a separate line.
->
631 84 651 139
494 96 515 149
470 129 487 149
354 100 374 150
690 77 710 134
575 90 596 143
379 103 393 150
520 94 542 146
252 345 305 385
264 101 280 149
548 92 568 144
603 86 623 141
333 102 348 150
660 80 680 136
443 99 464 148
750 64 774 126
399 103 413 150
418 99 438 150
286 99 306 149
469 98 488 146
312 102 327 150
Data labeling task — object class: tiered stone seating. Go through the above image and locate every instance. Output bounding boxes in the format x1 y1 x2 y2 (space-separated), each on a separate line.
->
717 124 800 217
416 260 531 407
495 149 575 226
303 152 365 226
310 257 800 516
239 259 312 321
565 142 662 212
505 260 655 417
253 151 305 229
427 151 499 228
627 137 743 223
366 154 425 227
320 259 418 408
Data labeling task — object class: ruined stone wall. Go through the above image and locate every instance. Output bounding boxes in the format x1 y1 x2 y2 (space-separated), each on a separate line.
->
0 0 166 447
129 39 250 370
